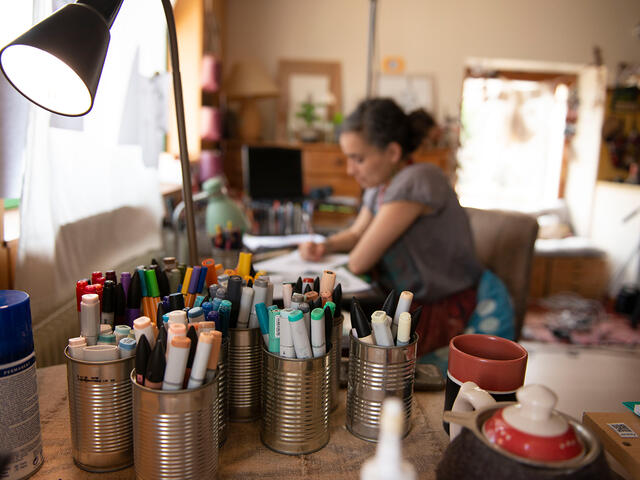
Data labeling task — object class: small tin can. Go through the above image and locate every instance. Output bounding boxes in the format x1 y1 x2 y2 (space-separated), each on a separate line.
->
131 370 218 479
261 344 331 455
65 348 135 471
346 332 418 442
228 327 262 421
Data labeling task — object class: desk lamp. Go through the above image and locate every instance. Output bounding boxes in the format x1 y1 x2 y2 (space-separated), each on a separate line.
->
0 0 199 265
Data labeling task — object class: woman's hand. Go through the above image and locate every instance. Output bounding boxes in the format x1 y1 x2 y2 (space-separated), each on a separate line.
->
298 241 327 262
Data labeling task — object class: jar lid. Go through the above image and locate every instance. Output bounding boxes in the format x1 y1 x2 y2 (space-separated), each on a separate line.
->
0 290 34 364
482 384 584 462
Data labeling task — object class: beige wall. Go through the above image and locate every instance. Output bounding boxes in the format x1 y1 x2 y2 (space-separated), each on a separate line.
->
225 0 640 139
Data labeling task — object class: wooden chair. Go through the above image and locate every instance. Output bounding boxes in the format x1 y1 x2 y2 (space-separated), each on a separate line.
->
465 207 539 340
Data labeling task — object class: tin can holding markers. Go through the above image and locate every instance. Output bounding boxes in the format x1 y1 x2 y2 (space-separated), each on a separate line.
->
261 344 331 455
346 332 418 442
228 327 262 421
329 313 344 411
65 346 135 472
0 291 44 480
131 370 219 480
215 337 229 445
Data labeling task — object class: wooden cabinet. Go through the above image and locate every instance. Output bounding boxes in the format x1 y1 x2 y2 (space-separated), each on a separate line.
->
223 141 452 198
529 255 609 300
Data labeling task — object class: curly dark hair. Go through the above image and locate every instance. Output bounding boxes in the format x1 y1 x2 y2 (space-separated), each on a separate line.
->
340 98 435 157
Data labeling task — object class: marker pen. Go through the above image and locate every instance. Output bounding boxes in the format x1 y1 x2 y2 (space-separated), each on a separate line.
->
255 302 270 346
282 283 293 309
145 342 166 390
168 292 185 312
120 272 131 304
105 270 117 283
194 295 205 308
302 277 314 292
234 252 250 278
323 307 333 348
248 278 268 329
311 308 326 358
83 345 119 362
288 309 312 359
205 330 222 383
290 293 304 311
227 275 243 327
114 283 126 325
320 291 332 306
372 311 394 347
144 269 162 324
187 307 205 324
138 267 151 319
177 263 187 284
382 290 397 318
391 291 413 339
167 322 187 358
333 283 343 317
351 297 374 344
187 331 214 389
100 324 113 335
201 258 218 288
208 284 218 300
245 277 253 288
97 332 116 345
200 321 216 333
268 306 280 354
185 266 202 308
218 300 231 338
304 290 319 304
119 337 136 358
76 279 89 323
68 337 87 360
320 270 336 296
156 301 166 329
217 273 229 288
279 308 296 358
312 296 323 310
134 316 156 349
299 302 311 337
396 312 411 347
207 311 223 336
181 267 193 297
201 301 213 318
156 267 171 298
91 271 105 286
167 309 187 326
263 276 274 306
324 301 336 318
303 284 311 294
313 276 320 293
211 287 227 312
80 293 100 346
101 280 115 326
294 277 303 294
157 324 168 354
235 287 253 329
163 336 191 390
126 270 142 327
184 325 199 386
196 266 207 296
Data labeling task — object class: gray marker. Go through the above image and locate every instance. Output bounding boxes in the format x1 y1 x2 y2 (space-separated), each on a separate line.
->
289 309 312 359
371 310 394 347
392 291 413 339
80 293 100 346
299 302 311 338
249 278 268 329
279 308 296 358
396 312 411 347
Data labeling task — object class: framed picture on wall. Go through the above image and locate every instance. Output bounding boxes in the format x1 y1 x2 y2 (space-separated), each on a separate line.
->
376 73 436 115
276 59 342 142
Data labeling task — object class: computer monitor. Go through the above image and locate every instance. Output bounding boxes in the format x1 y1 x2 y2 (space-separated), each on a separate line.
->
242 145 304 200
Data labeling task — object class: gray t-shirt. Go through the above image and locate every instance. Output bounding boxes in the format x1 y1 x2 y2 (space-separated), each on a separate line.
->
362 163 482 302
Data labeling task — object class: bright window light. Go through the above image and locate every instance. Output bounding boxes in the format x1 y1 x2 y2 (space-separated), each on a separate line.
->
1 44 92 115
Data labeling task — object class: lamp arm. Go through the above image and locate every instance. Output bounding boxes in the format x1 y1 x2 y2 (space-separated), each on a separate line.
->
161 0 199 265
78 0 124 28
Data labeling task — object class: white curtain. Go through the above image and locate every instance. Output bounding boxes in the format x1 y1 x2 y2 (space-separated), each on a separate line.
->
14 0 168 323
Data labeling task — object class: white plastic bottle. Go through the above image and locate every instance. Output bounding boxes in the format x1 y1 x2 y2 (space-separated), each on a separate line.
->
360 397 417 480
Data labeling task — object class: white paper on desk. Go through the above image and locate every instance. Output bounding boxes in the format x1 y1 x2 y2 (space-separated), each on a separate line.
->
254 249 348 273
243 233 326 251
266 267 371 300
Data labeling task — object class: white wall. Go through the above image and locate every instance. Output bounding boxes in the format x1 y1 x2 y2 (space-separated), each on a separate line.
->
225 0 640 138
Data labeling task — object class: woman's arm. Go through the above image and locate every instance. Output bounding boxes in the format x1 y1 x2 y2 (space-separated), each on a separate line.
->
298 206 373 261
348 201 429 275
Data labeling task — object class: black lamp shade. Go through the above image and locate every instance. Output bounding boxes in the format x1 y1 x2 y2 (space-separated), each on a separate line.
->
0 3 111 116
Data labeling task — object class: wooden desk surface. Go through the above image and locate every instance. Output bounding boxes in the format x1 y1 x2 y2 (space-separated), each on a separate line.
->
33 363 449 479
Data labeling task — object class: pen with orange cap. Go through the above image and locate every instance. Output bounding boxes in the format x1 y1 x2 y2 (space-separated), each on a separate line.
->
185 266 201 308
201 258 218 290
144 269 161 325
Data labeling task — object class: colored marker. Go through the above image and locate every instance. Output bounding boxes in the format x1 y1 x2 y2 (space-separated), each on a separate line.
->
268 306 280 354
167 310 188 326
248 278 268 329
255 302 270 346
199 321 216 333
101 280 115 326
201 258 218 288
168 292 185 312
187 331 214 389
120 272 131 303
83 345 119 362
333 283 343 317
289 309 312 359
294 277 302 294
126 270 142 327
282 283 293 309
188 307 205 324
227 275 243 327
133 316 156 349
382 290 397 318
181 267 193 296
194 295 205 308
119 337 136 358
67 337 87 360
114 325 131 345
80 293 100 346
279 308 296 358
184 325 199 386
145 269 162 324
311 308 326 358
392 291 413 339
218 300 231 338
97 332 116 345
167 322 187 358
163 336 191 390
372 311 394 346
236 252 252 278
114 283 126 325
351 297 373 344
320 270 336 297
205 330 223 383
396 312 411 347
145 341 166 390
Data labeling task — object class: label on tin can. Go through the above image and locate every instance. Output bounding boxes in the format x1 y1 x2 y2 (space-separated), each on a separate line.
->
0 352 43 480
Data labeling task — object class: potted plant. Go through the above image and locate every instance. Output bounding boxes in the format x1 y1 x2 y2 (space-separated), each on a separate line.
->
296 96 321 142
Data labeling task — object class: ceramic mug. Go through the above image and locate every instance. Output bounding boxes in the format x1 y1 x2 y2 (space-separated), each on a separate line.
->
443 334 528 433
